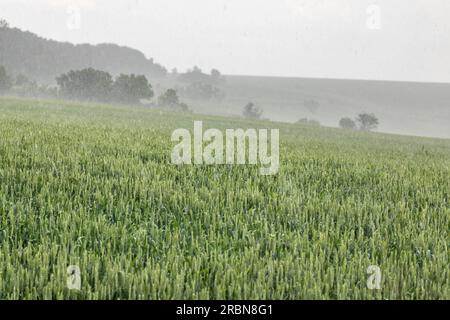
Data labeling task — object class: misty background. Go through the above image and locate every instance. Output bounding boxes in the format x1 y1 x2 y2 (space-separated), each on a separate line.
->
0 0 449 138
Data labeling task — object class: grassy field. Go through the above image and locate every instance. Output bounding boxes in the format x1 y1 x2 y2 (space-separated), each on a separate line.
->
0 96 448 299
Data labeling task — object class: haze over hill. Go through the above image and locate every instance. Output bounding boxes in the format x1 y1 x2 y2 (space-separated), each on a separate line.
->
204 76 450 139
0 26 167 84
1 25 449 139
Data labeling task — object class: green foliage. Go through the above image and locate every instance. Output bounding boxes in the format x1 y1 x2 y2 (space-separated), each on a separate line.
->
158 89 188 112
339 117 357 130
0 97 448 299
178 66 209 83
112 74 154 105
56 69 154 105
210 68 224 84
178 66 224 85
56 68 113 102
357 113 379 131
0 65 12 93
243 102 263 120
0 19 9 28
158 88 179 106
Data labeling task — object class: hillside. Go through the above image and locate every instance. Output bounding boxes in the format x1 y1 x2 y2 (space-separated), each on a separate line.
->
182 75 450 139
0 26 167 84
1 26 449 139
0 96 449 299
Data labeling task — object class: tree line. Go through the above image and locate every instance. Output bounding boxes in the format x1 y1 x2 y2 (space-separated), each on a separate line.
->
241 99 379 132
339 114 379 131
0 22 166 84
0 65 189 111
56 68 153 104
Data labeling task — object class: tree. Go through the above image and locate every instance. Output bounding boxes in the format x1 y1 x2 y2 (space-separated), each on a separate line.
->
192 66 202 73
56 68 113 102
158 89 179 107
0 66 12 93
178 66 209 83
356 113 379 131
112 74 153 105
339 117 357 130
158 89 188 112
243 102 263 120
0 19 9 28
211 69 221 78
210 68 224 84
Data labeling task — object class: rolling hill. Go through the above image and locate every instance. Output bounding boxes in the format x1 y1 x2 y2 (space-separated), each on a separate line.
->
0 26 167 84
203 75 450 139
1 26 449 139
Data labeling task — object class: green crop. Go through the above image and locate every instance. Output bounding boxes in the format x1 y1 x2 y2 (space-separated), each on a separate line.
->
0 97 448 299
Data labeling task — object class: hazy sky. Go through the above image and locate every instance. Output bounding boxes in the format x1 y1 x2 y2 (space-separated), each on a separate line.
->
1 0 449 82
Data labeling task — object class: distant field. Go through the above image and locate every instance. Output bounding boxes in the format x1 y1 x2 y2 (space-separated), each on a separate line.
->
179 75 450 139
0 96 448 299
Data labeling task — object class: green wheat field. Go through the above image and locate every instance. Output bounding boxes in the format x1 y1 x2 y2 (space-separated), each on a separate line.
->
0 96 448 299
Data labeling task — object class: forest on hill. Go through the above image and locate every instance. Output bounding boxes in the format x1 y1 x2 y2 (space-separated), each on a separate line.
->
0 26 167 84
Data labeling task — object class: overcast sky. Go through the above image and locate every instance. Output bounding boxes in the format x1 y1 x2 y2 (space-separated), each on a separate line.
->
1 0 449 82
